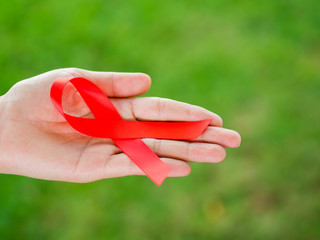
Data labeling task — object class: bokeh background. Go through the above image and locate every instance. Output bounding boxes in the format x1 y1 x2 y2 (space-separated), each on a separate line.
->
1 0 319 239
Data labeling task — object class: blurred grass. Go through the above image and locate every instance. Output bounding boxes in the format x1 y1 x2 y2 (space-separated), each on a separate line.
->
0 0 320 239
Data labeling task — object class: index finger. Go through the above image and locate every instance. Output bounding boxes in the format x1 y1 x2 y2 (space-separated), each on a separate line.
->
28 68 152 98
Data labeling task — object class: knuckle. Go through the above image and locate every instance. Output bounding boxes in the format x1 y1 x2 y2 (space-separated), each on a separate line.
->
187 104 193 118
128 158 138 175
74 176 94 183
61 67 84 77
155 139 162 154
152 139 158 152
52 67 86 79
157 98 167 118
186 142 192 158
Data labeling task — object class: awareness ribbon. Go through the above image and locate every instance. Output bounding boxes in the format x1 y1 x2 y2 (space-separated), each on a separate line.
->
50 77 211 186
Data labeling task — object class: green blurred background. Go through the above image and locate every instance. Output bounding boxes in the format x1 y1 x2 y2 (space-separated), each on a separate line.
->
0 0 319 239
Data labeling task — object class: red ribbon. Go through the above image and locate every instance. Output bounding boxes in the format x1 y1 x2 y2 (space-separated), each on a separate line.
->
50 77 211 186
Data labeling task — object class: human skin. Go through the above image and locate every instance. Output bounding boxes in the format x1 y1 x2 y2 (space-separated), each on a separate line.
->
0 68 241 183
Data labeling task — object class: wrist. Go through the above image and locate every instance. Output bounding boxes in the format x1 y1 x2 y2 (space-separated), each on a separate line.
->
0 94 10 174
0 94 5 141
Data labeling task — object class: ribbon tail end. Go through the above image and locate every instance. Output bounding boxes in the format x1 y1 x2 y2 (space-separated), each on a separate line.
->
149 165 172 186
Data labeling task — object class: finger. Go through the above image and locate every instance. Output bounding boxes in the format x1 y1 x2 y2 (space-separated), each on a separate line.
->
111 97 223 127
187 127 241 148
104 154 191 178
141 139 226 163
31 68 152 98
74 69 152 97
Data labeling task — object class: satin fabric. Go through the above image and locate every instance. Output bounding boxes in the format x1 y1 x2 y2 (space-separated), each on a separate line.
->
50 77 211 186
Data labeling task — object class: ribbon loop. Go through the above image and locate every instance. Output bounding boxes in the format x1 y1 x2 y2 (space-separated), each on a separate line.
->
50 77 211 186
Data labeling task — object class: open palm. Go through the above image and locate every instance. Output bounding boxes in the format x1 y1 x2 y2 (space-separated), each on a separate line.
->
0 68 241 183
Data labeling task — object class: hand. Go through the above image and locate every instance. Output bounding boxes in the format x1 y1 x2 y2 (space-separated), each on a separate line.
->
0 68 241 183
